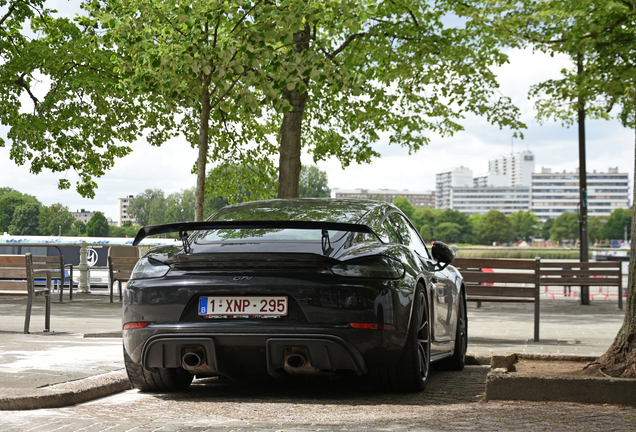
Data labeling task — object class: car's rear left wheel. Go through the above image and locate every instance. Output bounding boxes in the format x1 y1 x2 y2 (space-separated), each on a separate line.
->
124 347 194 392
371 283 430 392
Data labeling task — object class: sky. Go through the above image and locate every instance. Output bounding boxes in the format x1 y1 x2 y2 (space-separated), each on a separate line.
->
0 2 633 224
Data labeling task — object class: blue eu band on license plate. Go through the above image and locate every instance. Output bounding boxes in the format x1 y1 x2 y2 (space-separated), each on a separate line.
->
199 296 288 316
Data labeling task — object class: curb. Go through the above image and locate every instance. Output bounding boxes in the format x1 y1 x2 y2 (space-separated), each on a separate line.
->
0 370 132 410
485 354 636 406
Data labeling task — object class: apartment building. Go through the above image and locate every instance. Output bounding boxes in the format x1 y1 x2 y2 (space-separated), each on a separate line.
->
118 195 137 227
331 188 435 208
435 166 473 209
488 150 535 187
449 186 531 216
70 209 95 224
532 167 630 222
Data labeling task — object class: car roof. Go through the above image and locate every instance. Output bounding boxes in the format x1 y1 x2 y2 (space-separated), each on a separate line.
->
210 198 388 225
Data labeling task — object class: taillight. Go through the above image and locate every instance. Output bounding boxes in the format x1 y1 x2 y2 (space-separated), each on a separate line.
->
330 256 404 279
123 322 149 330
349 323 397 331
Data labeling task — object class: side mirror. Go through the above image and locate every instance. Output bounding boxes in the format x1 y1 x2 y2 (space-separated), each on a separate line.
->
431 241 455 271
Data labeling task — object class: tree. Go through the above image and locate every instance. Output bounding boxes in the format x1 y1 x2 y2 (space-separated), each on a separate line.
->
0 2 146 198
263 1 525 198
550 212 580 243
86 211 109 237
601 208 632 240
419 225 433 243
38 203 75 236
509 211 541 242
541 218 555 241
83 1 301 220
393 197 417 221
0 194 28 232
468 213 483 244
434 222 462 244
480 210 514 245
108 222 139 238
436 210 472 243
128 189 166 227
298 165 330 198
3 1 524 216
0 190 40 233
74 220 86 236
206 163 276 205
472 0 636 377
8 203 40 235
588 216 607 244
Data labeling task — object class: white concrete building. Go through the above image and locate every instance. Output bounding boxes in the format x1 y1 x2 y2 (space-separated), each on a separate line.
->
488 150 535 187
118 195 137 227
435 167 473 209
449 186 531 215
532 167 630 222
331 188 435 208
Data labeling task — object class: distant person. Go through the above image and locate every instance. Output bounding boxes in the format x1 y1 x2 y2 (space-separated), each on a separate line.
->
563 267 573 297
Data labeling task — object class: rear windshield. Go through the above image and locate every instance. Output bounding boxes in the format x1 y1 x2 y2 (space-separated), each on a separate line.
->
200 228 324 242
197 200 375 243
210 200 372 224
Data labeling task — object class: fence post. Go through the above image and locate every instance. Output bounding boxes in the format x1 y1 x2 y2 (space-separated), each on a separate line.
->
78 241 90 293
534 257 541 342
618 261 623 310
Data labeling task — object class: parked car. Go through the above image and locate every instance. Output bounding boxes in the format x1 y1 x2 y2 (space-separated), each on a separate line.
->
124 199 466 393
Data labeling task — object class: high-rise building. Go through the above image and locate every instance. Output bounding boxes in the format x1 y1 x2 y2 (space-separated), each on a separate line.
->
118 195 136 227
488 150 535 187
435 166 473 209
532 167 630 222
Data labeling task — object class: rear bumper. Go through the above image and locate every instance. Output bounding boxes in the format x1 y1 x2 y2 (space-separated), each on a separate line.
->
124 324 404 379
138 332 368 379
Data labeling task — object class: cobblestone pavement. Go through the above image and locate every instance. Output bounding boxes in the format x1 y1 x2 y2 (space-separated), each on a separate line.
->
1 366 635 431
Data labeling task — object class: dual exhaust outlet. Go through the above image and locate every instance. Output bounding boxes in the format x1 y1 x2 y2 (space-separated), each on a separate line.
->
180 346 319 375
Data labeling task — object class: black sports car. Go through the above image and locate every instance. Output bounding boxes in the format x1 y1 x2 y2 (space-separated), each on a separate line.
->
124 198 466 393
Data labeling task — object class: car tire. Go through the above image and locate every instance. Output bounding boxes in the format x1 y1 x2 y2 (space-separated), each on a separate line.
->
436 290 467 371
371 283 430 392
124 347 194 392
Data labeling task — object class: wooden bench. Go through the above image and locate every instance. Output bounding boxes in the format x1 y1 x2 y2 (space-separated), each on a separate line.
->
0 253 51 334
108 257 138 303
539 261 623 308
453 257 541 342
31 255 73 302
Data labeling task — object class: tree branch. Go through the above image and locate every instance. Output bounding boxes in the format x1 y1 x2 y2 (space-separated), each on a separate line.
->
530 16 628 45
328 32 366 59
14 72 40 113
229 0 262 35
0 1 17 29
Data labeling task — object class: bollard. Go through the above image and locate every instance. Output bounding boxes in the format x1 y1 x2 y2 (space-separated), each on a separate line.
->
78 241 91 293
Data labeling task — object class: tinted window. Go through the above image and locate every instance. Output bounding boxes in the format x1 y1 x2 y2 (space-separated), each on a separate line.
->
388 213 429 257
381 220 401 244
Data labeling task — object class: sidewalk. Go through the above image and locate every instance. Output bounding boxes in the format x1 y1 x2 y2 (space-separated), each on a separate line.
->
0 292 627 408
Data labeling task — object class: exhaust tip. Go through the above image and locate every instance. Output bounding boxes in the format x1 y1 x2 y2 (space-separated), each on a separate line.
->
183 352 202 368
286 353 307 369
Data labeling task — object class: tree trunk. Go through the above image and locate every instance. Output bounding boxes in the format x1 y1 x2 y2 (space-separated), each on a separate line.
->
278 25 310 199
589 91 636 377
195 82 211 222
577 54 590 305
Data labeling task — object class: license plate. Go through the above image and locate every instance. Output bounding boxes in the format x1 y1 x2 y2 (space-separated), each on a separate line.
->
198 296 288 317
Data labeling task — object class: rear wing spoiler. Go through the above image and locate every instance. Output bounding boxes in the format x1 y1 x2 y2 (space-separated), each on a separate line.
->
133 221 378 254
